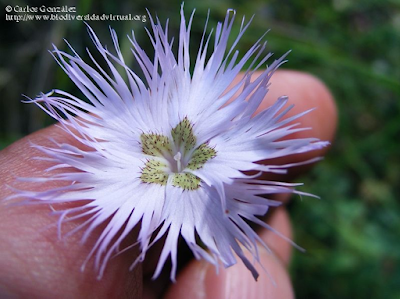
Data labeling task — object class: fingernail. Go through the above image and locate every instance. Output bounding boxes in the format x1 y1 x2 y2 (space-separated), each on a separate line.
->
204 247 294 299
204 262 227 299
205 259 260 299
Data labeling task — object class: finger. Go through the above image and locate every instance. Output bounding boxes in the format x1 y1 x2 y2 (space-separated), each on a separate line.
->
259 70 337 147
232 70 338 178
0 126 142 299
164 207 294 299
259 207 293 266
164 70 336 298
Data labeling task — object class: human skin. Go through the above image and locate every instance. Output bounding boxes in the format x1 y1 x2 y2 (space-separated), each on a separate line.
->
0 70 337 299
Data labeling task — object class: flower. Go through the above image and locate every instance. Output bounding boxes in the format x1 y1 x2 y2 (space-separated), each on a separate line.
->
13 7 328 281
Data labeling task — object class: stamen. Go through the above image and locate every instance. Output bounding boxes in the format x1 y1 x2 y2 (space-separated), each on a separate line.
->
174 152 182 172
139 118 216 189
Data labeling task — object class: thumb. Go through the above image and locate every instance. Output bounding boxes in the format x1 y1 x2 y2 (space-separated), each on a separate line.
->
0 126 143 299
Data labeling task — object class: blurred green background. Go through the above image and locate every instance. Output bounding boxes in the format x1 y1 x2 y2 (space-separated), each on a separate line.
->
1 0 399 298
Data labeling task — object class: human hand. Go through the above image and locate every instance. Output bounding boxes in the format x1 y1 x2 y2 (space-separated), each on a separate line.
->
0 70 337 299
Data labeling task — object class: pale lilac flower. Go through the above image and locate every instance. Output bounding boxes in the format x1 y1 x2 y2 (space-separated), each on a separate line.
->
12 7 328 281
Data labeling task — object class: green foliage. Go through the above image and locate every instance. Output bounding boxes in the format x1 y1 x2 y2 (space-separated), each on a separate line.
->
1 0 399 297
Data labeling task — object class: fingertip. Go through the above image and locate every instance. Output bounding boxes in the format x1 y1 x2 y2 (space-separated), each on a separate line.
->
259 207 293 266
166 248 294 299
164 259 209 299
252 70 338 178
165 207 295 299
229 69 337 173
262 70 337 149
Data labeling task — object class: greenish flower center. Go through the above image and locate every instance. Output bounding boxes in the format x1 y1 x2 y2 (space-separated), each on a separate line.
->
140 117 216 190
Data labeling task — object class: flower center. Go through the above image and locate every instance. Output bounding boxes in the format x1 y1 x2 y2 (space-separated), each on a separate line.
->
139 117 216 190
